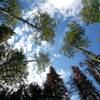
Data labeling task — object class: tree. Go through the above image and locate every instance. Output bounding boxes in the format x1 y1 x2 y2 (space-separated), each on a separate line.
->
85 56 100 83
43 66 70 100
61 21 100 63
72 66 100 100
0 24 15 43
0 8 56 43
79 55 100 83
86 55 100 72
80 0 100 24
0 0 22 26
0 44 27 84
33 12 56 43
0 75 70 100
0 83 42 100
35 52 50 72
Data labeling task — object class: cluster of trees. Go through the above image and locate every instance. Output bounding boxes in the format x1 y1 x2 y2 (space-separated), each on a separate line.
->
61 0 100 99
0 0 56 83
0 66 70 100
0 0 100 100
72 66 100 100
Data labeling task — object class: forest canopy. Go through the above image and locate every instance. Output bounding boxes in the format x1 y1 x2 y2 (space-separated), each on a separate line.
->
0 0 100 100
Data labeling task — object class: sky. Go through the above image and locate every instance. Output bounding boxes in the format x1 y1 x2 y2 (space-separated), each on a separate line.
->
7 0 100 99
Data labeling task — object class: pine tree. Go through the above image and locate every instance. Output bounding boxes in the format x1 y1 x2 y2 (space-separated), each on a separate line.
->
85 56 100 83
43 66 70 100
0 0 22 26
61 21 100 63
0 83 42 100
72 66 100 100
0 44 27 84
0 9 56 44
80 0 100 24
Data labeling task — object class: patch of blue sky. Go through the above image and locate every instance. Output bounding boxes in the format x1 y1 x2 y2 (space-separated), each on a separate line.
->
84 23 100 54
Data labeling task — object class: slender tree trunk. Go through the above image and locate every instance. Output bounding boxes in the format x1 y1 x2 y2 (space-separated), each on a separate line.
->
88 68 100 83
74 46 100 63
24 60 37 63
0 8 40 30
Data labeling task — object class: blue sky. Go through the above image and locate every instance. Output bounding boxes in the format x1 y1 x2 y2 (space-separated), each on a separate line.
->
7 0 100 99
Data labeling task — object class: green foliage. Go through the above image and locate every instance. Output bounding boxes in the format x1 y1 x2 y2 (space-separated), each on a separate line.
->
0 24 15 43
0 44 27 83
61 21 89 57
80 0 100 24
34 12 56 43
0 0 22 26
35 52 50 72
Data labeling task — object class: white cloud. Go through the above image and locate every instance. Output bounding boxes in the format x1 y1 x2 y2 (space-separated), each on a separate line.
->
25 0 83 19
27 64 50 86
53 53 61 58
21 0 82 21
41 41 47 46
14 27 23 36
7 36 15 44
14 24 30 36
48 0 74 9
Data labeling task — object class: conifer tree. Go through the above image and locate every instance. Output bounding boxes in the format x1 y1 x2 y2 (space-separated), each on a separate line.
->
61 21 100 63
0 0 22 26
80 0 100 24
0 44 27 84
43 66 70 100
85 56 100 83
72 66 100 100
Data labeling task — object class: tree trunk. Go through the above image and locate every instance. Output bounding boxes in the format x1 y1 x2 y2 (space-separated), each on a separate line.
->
0 8 40 30
24 60 37 63
72 66 100 100
88 68 100 83
74 46 100 63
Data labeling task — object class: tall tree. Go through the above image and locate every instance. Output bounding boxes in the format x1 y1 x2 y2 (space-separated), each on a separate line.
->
61 21 100 63
85 56 100 83
0 83 42 100
0 8 56 43
33 12 56 43
79 55 100 83
0 0 22 26
43 66 70 100
72 66 100 100
80 0 100 24
85 55 100 72
0 44 27 84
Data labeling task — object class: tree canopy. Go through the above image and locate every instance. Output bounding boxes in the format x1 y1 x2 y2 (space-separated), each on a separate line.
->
0 0 100 99
33 12 56 43
0 0 22 26
0 44 27 83
61 21 89 57
80 0 100 24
